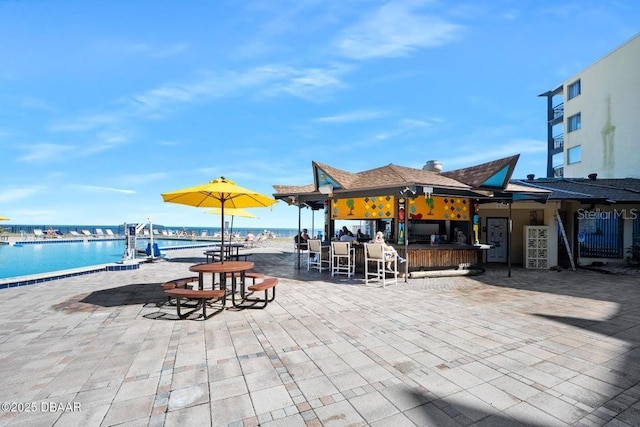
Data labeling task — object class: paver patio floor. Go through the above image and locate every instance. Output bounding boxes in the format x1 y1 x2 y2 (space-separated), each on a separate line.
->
0 242 638 426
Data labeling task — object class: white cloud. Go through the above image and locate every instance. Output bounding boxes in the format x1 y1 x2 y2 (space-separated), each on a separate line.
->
17 143 74 163
117 172 169 186
129 63 350 116
335 1 463 60
82 132 130 155
315 110 387 123
71 184 137 195
96 39 189 59
0 186 45 202
439 138 546 168
50 113 121 133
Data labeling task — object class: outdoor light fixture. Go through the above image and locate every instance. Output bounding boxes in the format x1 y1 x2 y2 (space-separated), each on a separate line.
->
318 184 333 196
401 186 416 196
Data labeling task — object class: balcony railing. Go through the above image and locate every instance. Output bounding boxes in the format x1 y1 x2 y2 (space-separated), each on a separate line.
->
553 134 564 150
551 103 564 121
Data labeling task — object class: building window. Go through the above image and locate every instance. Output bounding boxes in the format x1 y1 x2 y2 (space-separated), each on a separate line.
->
568 79 581 100
568 146 581 164
568 113 581 132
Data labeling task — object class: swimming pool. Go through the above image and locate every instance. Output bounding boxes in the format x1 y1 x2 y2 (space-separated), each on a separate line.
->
0 239 218 281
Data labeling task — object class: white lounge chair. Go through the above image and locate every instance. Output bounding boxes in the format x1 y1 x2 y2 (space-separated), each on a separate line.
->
81 230 92 237
105 229 115 237
69 231 81 238
33 229 45 239
95 228 105 237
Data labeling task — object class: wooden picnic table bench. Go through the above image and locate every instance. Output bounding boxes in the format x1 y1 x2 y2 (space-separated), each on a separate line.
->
164 288 226 320
238 277 278 309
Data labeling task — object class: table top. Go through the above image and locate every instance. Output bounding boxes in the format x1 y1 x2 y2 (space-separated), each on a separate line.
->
189 261 254 273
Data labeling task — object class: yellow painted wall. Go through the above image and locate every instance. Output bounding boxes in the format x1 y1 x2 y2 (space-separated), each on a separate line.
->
331 195 395 219
407 196 471 221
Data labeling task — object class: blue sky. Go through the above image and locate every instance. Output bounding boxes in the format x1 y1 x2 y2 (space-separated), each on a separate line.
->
1 1 638 230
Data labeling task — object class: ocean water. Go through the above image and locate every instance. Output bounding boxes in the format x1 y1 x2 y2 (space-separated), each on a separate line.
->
2 224 301 238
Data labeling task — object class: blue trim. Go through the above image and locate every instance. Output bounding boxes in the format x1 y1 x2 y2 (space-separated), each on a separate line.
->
13 238 123 245
0 266 118 288
481 165 509 188
316 167 341 189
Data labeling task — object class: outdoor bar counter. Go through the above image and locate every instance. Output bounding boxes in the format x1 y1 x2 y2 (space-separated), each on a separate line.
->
352 243 484 273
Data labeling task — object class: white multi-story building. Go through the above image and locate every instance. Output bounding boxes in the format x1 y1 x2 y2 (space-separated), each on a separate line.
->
540 33 640 179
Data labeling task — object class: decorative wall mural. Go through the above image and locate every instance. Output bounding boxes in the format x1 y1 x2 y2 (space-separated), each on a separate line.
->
331 195 395 219
407 196 470 221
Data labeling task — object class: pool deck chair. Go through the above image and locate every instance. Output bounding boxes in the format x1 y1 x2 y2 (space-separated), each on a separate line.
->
69 231 81 238
364 243 398 288
331 241 355 277
307 239 330 271
105 229 115 237
95 228 105 237
81 229 92 237
33 229 45 239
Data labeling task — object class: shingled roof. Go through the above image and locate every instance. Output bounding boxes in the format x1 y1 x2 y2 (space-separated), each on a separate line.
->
512 177 640 203
313 161 471 190
272 184 315 195
273 155 522 202
441 154 520 189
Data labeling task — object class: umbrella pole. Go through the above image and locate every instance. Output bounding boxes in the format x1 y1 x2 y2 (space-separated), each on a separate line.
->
220 202 225 264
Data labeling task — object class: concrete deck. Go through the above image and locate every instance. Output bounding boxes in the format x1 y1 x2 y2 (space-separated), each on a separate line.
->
0 241 638 426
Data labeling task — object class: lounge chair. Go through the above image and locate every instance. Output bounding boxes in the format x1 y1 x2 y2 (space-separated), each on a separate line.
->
69 231 81 238
95 228 105 237
33 229 45 239
81 230 92 237
105 229 115 237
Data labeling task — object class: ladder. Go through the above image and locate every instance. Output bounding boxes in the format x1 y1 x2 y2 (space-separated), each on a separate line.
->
556 210 576 271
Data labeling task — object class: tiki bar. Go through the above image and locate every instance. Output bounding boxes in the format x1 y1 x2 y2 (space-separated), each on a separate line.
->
273 155 531 277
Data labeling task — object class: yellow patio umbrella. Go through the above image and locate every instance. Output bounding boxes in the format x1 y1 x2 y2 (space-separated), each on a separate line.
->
161 176 277 262
207 207 257 219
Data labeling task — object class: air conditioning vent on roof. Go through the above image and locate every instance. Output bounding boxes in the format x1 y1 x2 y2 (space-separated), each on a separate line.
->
423 160 442 173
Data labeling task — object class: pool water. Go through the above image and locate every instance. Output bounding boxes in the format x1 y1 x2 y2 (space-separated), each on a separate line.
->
0 239 216 280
